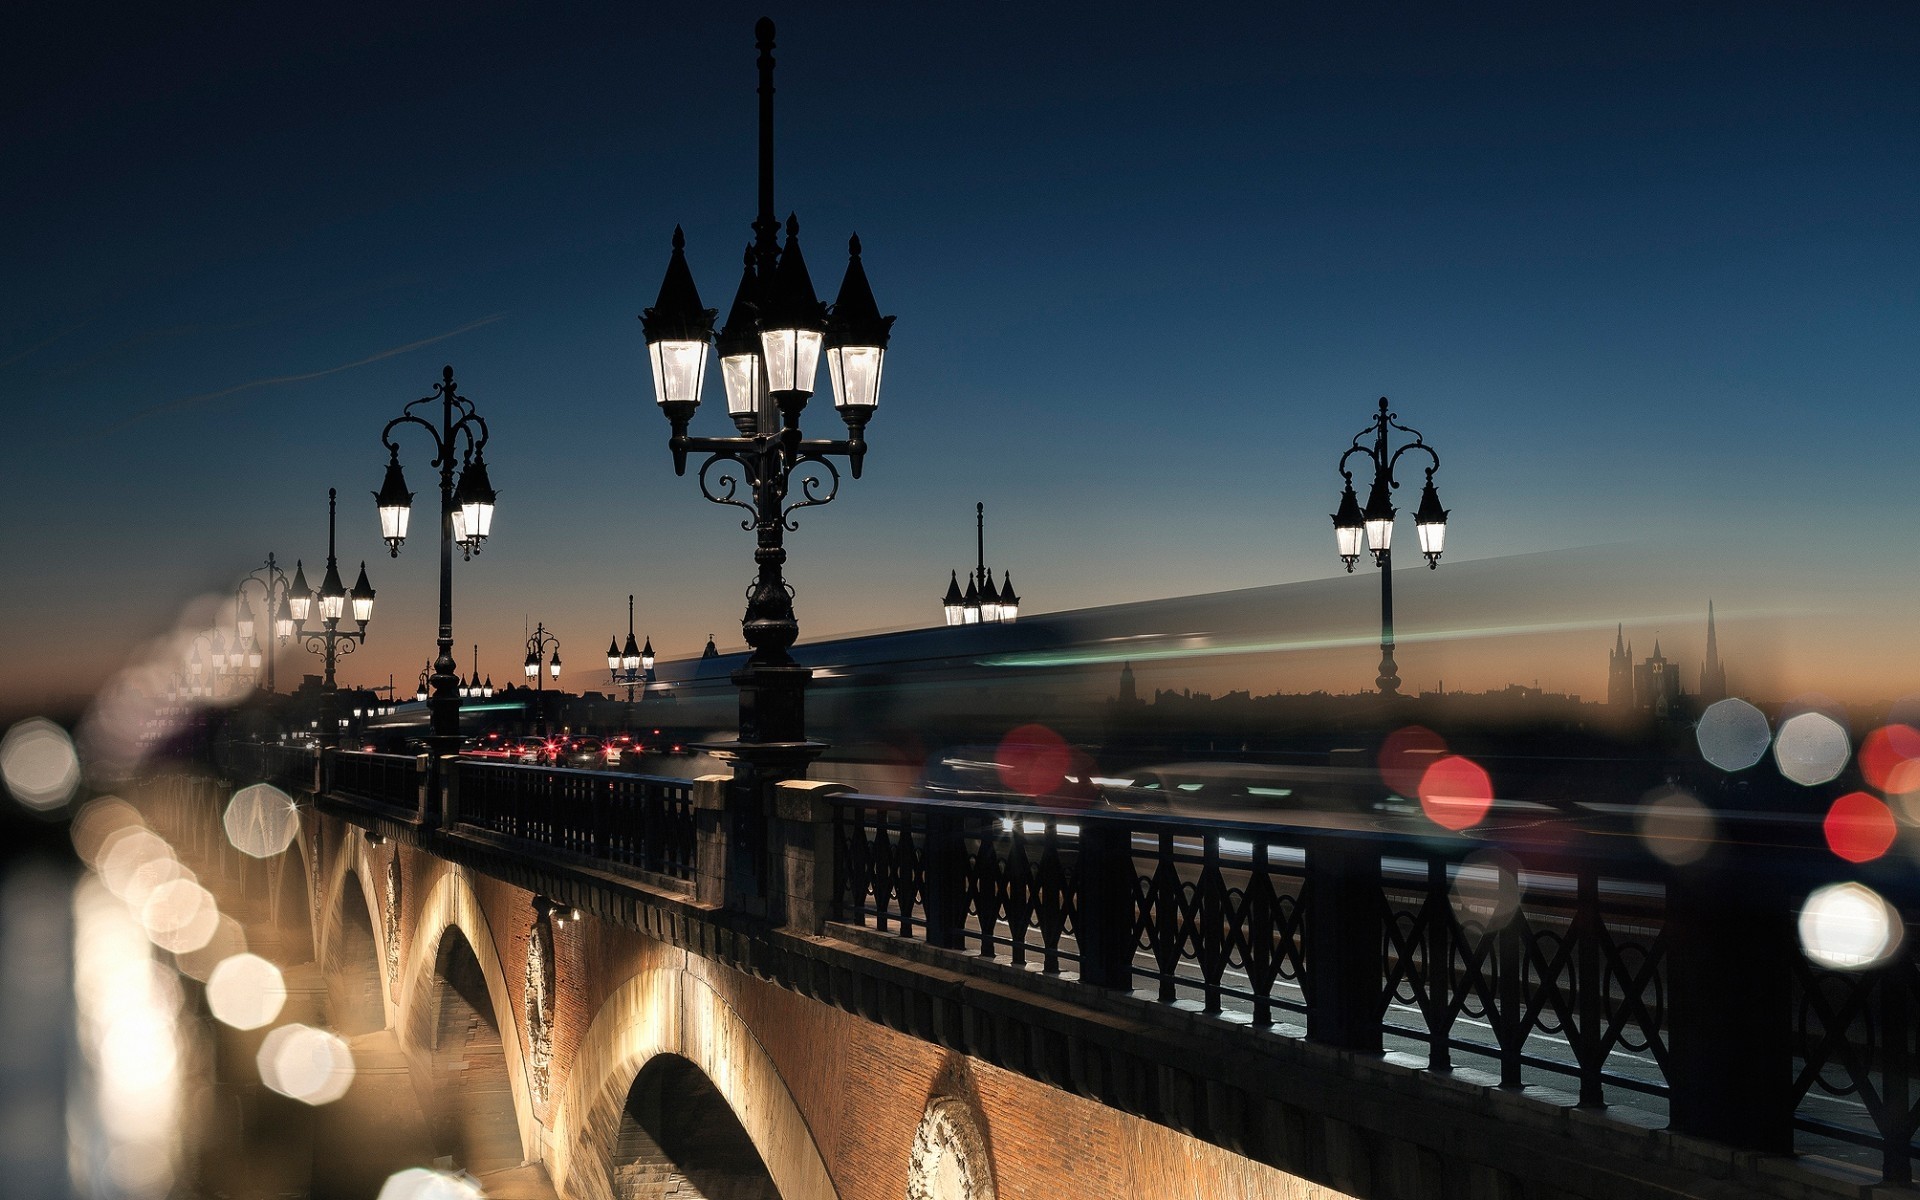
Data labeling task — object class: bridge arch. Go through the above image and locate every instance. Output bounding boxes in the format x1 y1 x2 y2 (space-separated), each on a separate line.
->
549 967 839 1200
317 837 390 1030
397 866 543 1167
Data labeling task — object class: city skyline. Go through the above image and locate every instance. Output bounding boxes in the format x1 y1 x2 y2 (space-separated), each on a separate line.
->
4 3 1916 713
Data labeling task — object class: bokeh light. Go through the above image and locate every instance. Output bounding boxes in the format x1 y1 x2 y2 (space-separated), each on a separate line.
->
1859 724 1920 796
1418 755 1494 831
1 716 82 811
378 1168 487 1200
257 1024 356 1105
71 796 145 864
1823 792 1897 864
995 724 1071 797
1635 786 1716 866
175 914 249 982
1380 725 1447 796
97 830 180 903
1696 698 1771 772
1798 882 1904 970
205 953 287 1030
1774 711 1852 786
141 879 220 953
224 783 300 858
1448 850 1521 931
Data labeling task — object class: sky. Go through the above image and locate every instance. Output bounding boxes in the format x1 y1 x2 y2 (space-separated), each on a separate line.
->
2 1 1916 714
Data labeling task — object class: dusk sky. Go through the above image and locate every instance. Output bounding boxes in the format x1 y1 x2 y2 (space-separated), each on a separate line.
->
3 2 1915 713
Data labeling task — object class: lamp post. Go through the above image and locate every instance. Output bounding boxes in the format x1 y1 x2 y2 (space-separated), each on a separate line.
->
1331 397 1450 697
523 622 561 737
607 594 654 731
374 365 497 764
289 489 376 746
943 502 1019 626
641 18 893 790
233 553 295 693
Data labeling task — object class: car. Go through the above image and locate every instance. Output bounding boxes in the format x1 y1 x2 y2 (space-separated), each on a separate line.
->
462 731 517 760
514 736 550 765
561 736 605 769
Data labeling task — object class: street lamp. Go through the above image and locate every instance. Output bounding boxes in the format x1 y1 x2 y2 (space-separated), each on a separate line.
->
1332 397 1450 697
290 489 375 744
640 18 894 802
414 662 431 704
942 502 1020 626
607 593 653 729
375 366 497 764
524 622 560 737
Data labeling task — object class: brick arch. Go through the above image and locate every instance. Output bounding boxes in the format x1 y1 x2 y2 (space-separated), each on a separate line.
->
317 835 390 1024
547 967 839 1200
397 866 543 1165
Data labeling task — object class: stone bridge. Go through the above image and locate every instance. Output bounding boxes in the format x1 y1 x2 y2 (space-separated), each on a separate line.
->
176 744 1914 1199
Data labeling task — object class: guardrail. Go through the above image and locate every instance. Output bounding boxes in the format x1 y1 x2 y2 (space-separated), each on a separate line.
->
831 792 1918 1183
252 744 1916 1183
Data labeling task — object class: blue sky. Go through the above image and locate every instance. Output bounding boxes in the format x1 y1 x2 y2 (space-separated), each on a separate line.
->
2 2 1915 708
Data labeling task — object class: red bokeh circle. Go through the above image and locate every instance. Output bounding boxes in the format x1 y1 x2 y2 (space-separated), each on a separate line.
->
1380 725 1448 796
1824 791 1897 864
996 724 1073 798
1859 725 1920 795
1419 755 1494 831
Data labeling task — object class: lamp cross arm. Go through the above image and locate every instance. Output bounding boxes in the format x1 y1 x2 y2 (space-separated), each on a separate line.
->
381 412 445 457
1337 443 1379 478
1387 439 1440 477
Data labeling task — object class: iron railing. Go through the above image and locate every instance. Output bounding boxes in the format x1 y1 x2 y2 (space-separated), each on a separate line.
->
454 761 696 881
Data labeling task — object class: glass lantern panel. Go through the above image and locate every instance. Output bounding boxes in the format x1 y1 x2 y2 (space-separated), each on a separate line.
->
351 594 374 624
759 328 823 394
452 508 468 545
275 617 294 640
827 345 885 412
649 339 709 408
318 593 346 621
1364 517 1394 553
379 502 410 543
1417 518 1447 557
720 353 763 418
1334 524 1363 559
461 499 494 542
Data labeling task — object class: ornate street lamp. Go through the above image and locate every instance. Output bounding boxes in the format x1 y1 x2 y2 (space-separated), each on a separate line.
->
293 489 375 745
1332 397 1450 696
639 18 895 910
375 366 496 765
524 622 561 737
608 593 652 728
942 503 1019 626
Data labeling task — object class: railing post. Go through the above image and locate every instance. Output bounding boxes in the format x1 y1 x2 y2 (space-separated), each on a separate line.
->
921 808 968 950
770 780 851 934
1075 817 1138 991
437 755 460 828
415 754 432 825
1303 831 1384 1054
1665 835 1795 1153
692 774 732 910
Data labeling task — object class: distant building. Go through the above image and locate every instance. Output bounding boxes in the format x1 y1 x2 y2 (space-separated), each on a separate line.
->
1608 605 1724 717
1116 661 1139 706
1699 600 1727 702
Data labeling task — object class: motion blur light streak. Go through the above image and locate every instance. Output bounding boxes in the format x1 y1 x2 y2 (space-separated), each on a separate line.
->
256 1024 355 1105
222 783 300 858
1696 698 1771 772
205 953 287 1030
0 717 82 812
1798 882 1903 971
1634 786 1716 867
1417 755 1493 831
1822 792 1897 864
1773 712 1852 786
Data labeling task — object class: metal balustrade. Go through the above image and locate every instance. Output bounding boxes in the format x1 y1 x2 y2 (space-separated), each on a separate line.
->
454 761 695 881
832 792 1917 1183
248 743 1916 1184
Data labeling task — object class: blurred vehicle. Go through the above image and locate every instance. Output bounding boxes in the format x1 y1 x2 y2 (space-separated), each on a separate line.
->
514 736 549 765
462 731 517 760
561 736 605 769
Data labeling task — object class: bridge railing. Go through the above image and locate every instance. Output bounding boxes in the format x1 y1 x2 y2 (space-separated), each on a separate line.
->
831 792 1918 1183
453 761 696 882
